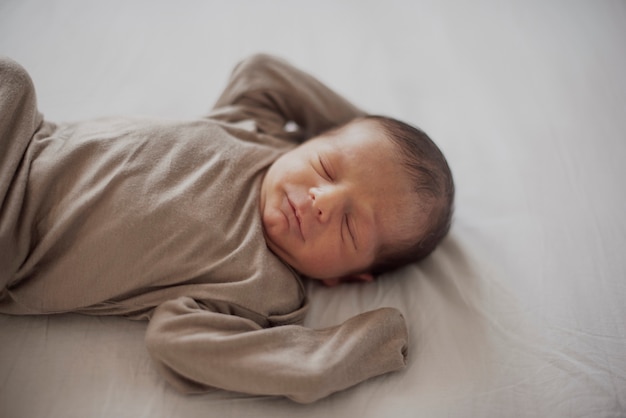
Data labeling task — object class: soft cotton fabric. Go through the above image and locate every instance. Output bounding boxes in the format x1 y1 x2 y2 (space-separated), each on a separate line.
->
0 54 408 403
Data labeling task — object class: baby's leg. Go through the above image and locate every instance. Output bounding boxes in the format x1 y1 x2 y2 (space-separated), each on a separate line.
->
0 57 43 289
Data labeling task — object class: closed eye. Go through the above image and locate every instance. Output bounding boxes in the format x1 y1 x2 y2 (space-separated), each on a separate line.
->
319 156 333 181
344 214 357 249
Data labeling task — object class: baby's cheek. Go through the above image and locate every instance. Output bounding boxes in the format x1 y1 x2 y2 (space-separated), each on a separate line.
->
262 207 283 231
306 243 347 277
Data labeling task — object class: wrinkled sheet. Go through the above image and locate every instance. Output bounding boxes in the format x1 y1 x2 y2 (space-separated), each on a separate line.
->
1 1 625 417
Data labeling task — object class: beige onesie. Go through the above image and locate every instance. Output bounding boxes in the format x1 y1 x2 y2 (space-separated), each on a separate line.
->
0 54 407 403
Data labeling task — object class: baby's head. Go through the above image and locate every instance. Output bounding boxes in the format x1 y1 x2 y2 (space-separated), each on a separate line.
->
260 115 454 285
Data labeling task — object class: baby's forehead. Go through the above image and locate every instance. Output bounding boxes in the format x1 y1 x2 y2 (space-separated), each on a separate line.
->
326 120 395 155
314 123 410 190
335 118 387 141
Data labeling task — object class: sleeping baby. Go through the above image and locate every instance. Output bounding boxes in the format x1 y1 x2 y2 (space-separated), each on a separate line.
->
0 53 454 403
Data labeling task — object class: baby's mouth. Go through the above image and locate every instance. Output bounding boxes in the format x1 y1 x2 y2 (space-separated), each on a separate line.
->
287 197 304 240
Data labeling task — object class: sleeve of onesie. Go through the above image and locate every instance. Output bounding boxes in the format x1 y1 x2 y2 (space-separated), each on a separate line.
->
145 296 408 403
208 53 366 142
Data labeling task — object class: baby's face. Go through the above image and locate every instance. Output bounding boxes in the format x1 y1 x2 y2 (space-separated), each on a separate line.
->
260 120 416 282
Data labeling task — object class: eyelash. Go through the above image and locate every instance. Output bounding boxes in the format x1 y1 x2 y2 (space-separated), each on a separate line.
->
318 157 333 181
344 215 356 247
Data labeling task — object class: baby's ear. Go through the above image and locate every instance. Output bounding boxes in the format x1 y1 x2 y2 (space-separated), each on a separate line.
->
350 272 375 283
321 273 374 287
320 278 342 287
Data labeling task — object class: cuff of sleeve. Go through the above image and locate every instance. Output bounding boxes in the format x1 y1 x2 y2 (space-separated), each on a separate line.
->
288 307 409 403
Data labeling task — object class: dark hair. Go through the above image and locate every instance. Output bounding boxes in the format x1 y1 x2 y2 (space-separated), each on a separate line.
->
363 115 455 275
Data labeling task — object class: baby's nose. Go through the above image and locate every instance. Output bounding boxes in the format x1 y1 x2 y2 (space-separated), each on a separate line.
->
309 186 343 223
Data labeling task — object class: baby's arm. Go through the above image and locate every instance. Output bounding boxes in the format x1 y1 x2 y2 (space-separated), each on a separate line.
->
145 297 407 403
208 54 365 142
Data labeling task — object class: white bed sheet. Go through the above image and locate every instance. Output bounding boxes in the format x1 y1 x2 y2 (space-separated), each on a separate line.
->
1 1 625 417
